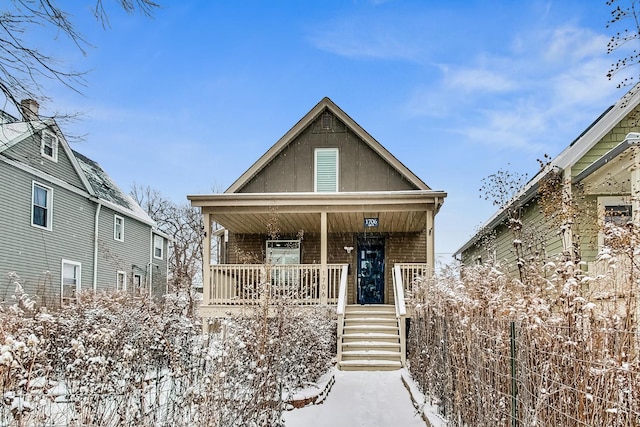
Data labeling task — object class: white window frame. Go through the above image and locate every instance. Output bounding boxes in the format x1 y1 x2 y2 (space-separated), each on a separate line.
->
314 148 339 192
597 196 633 248
114 215 124 241
61 260 81 304
116 270 127 291
133 274 142 292
266 240 301 265
31 181 53 231
40 130 59 162
154 235 164 260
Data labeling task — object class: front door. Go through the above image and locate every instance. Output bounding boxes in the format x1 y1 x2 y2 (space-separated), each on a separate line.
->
357 237 385 304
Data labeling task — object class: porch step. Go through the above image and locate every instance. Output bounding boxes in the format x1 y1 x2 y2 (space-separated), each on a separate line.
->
338 304 403 371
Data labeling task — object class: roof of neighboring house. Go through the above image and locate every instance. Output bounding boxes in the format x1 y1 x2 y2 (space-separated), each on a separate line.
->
453 84 640 258
0 117 155 227
72 150 155 225
226 97 431 193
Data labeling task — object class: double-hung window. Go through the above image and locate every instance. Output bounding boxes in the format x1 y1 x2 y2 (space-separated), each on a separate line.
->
314 148 339 192
32 181 52 230
41 130 58 162
154 235 164 260
114 215 124 241
61 260 81 304
116 271 127 291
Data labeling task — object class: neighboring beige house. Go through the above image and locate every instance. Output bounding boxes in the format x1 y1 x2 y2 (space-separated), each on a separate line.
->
188 97 446 370
454 85 640 292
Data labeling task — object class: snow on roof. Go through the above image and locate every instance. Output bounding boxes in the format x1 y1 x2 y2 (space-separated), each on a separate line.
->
72 150 154 225
0 122 46 152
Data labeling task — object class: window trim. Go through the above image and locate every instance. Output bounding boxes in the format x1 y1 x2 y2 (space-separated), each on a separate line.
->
597 196 633 248
31 181 53 231
61 260 81 304
266 240 301 265
40 130 59 162
314 148 339 192
153 235 164 260
133 273 142 292
116 270 127 291
114 215 124 241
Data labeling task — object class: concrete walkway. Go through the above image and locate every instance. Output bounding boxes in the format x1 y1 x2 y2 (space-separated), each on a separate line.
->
283 370 426 427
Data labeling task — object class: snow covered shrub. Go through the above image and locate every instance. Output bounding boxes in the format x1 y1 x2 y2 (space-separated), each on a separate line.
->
0 278 335 426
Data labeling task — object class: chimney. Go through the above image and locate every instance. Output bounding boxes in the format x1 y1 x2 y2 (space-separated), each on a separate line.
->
20 99 39 121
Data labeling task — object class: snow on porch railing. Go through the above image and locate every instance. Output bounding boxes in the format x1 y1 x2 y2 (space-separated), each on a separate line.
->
395 263 430 297
336 264 349 364
206 264 344 306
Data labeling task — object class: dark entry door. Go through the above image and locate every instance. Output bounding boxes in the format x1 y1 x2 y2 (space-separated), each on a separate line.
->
357 237 385 304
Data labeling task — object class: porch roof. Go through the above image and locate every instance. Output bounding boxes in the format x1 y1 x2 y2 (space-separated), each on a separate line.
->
188 190 446 234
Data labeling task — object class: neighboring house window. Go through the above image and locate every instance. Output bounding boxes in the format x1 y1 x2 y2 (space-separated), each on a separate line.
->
61 260 81 304
41 130 58 162
315 148 339 192
598 196 633 247
133 274 142 292
32 181 52 230
114 215 124 241
604 205 632 225
154 235 164 259
116 270 127 291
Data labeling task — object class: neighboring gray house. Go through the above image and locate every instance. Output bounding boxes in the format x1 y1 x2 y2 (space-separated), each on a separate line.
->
0 100 169 307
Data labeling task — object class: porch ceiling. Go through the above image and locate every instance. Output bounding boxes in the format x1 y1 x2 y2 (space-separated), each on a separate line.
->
188 190 446 234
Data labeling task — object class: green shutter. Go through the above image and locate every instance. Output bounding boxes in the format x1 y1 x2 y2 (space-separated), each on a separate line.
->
315 149 338 192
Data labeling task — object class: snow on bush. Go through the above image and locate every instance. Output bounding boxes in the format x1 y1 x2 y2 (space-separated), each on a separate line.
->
0 275 335 426
408 252 640 427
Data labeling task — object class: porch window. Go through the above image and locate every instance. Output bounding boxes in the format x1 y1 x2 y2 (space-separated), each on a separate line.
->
315 148 338 192
266 240 301 265
266 240 301 289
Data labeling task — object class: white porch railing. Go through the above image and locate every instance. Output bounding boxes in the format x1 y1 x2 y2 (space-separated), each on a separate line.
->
336 264 349 364
206 264 345 306
395 263 430 296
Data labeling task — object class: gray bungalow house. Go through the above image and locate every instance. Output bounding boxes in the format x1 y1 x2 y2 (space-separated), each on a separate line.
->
189 97 446 370
454 84 640 292
0 100 169 307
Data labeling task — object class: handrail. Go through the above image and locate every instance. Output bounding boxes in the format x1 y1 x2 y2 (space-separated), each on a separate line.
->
393 265 407 317
393 264 407 367
336 264 349 316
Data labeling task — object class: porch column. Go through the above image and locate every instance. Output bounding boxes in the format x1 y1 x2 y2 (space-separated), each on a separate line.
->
202 213 212 334
426 209 434 278
562 167 575 259
320 211 328 304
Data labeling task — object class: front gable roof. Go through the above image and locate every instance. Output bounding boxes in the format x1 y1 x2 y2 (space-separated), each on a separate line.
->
226 97 430 193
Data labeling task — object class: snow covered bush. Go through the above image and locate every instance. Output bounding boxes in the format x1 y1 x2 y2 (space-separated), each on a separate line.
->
0 280 335 426
408 257 640 427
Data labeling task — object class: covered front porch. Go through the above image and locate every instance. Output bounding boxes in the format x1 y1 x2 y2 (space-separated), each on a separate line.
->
189 190 444 314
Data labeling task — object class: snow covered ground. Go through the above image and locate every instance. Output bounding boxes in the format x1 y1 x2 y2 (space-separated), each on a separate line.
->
283 369 444 427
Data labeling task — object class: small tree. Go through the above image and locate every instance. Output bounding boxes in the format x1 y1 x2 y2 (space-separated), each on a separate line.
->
130 185 204 294
606 0 640 103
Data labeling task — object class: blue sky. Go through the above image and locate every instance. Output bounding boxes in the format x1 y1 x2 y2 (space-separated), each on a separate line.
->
11 0 632 266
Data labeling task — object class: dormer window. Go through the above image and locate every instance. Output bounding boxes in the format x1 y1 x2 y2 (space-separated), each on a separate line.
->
41 130 58 162
315 148 339 192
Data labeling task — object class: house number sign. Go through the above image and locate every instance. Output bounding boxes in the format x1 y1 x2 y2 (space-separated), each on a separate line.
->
364 217 379 228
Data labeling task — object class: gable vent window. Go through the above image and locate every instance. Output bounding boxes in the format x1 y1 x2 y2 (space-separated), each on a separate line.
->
315 148 339 192
322 111 332 129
